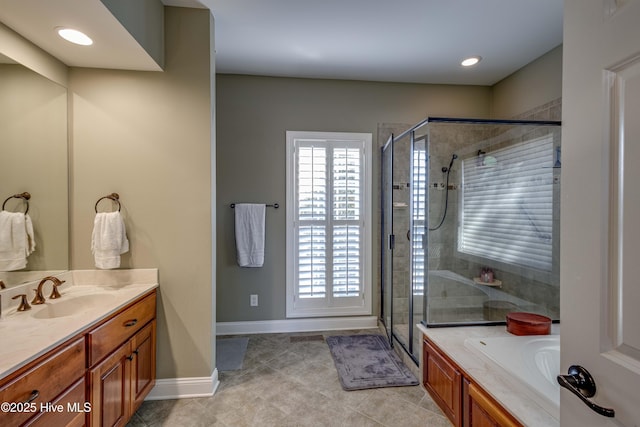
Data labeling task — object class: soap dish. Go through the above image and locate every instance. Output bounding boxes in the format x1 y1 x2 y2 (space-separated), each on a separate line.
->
506 312 551 336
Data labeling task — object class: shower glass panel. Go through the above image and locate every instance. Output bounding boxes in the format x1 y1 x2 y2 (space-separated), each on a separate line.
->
424 119 561 326
381 136 393 342
411 136 428 356
380 125 429 363
380 118 561 364
390 131 412 357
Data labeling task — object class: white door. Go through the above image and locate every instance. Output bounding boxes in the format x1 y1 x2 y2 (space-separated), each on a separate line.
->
561 0 640 425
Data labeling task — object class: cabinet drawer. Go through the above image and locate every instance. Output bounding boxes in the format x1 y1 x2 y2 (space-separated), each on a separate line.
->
27 377 87 427
0 337 85 427
88 292 156 366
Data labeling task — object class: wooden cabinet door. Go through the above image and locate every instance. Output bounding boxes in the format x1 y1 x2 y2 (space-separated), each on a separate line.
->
423 339 462 427
130 321 156 413
464 380 522 427
89 342 132 427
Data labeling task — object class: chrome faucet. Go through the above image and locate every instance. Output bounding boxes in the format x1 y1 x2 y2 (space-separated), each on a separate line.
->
32 276 66 305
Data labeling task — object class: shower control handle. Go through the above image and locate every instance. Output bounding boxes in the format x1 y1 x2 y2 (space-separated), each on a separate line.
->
557 365 615 418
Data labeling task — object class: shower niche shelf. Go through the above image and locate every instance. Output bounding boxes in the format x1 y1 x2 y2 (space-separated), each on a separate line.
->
472 277 502 287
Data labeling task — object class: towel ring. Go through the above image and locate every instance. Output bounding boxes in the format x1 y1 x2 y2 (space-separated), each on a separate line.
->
2 192 31 214
95 193 121 213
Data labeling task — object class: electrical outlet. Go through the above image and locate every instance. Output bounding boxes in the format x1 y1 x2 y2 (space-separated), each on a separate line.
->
250 294 258 307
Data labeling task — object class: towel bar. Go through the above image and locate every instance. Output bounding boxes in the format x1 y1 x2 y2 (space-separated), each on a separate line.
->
230 203 279 209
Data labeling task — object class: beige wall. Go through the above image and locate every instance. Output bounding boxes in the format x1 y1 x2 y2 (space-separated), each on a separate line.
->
216 75 491 322
69 7 215 379
491 45 563 118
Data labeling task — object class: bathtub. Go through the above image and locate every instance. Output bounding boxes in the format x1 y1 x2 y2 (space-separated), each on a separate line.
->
465 334 560 419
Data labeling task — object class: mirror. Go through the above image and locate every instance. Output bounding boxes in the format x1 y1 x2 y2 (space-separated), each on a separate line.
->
0 53 68 287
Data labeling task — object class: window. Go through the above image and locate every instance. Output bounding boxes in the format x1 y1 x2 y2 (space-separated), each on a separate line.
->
286 131 372 318
458 134 554 271
412 141 428 294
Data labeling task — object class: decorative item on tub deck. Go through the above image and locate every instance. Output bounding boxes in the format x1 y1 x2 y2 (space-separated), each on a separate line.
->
506 312 552 336
0 192 36 271
91 193 129 269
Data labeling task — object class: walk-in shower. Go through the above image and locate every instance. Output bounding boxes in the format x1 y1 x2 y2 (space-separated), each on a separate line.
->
380 118 561 364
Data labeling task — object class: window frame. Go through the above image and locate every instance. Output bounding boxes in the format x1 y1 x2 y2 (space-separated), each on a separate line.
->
286 131 372 318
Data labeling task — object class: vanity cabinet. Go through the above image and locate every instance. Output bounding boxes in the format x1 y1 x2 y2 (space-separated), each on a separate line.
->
0 290 156 427
89 321 155 427
88 292 156 427
422 337 523 427
422 338 462 427
27 378 86 427
0 337 85 427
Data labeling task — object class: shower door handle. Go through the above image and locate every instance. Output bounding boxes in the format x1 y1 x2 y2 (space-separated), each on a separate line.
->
407 230 411 241
557 365 615 418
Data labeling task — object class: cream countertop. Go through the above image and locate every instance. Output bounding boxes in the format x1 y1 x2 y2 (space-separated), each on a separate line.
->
418 323 559 427
0 269 158 381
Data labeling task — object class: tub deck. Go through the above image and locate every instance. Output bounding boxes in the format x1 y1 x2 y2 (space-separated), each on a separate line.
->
418 323 560 427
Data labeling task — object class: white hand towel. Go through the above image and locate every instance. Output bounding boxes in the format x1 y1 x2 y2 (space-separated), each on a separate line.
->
234 204 266 267
0 211 36 271
91 211 129 269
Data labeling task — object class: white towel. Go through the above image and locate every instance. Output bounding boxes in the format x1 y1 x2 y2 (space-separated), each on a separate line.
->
0 211 36 271
234 204 266 267
91 211 129 269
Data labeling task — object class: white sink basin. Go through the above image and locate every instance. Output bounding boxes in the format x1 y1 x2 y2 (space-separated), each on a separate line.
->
32 294 117 319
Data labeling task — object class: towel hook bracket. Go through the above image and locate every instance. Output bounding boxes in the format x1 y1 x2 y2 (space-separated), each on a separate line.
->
95 193 121 213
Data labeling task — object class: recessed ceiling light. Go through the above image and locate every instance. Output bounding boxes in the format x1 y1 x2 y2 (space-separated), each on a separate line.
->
57 27 93 46
461 56 482 67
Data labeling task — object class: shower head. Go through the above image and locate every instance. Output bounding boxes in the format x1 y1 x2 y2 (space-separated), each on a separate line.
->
441 154 458 173
448 154 458 170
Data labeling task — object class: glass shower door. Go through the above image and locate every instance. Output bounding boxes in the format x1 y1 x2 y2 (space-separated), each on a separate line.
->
381 137 393 342
410 136 428 360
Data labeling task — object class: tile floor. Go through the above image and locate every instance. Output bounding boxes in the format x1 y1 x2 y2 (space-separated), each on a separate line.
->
127 328 450 426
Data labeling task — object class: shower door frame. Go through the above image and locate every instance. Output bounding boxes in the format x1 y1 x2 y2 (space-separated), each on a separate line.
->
380 129 424 365
380 134 394 344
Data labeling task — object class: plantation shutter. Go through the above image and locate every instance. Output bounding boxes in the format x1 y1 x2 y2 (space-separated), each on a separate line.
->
287 131 372 318
296 144 362 299
459 135 554 271
331 147 362 297
297 146 328 298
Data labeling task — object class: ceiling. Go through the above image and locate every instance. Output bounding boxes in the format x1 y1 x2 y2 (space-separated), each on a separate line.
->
0 0 563 86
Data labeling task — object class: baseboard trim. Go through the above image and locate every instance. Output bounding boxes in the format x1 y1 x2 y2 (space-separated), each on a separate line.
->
216 316 378 335
145 369 220 400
